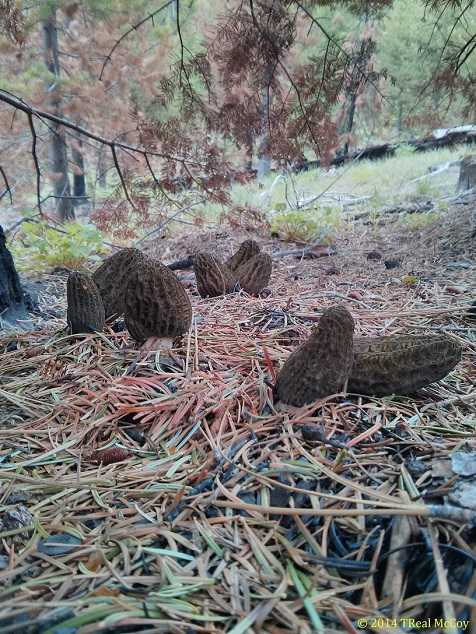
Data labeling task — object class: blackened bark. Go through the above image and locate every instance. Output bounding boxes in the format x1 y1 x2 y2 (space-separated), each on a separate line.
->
343 93 357 155
0 225 28 325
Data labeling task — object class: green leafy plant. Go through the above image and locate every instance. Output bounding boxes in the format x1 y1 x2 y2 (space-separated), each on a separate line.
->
270 207 341 243
367 188 385 225
415 177 439 197
11 221 107 273
396 211 443 231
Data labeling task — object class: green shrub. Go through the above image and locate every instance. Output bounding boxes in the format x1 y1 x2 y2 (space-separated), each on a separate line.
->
270 206 341 243
396 211 443 231
11 221 107 273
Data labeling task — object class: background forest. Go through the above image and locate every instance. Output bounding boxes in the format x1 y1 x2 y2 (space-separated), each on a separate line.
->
0 0 475 240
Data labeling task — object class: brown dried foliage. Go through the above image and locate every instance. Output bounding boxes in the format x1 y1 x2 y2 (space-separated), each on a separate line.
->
134 0 380 169
66 272 105 335
0 0 24 45
124 260 192 341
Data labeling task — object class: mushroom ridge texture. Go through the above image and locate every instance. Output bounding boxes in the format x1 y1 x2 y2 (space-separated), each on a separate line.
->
124 260 192 341
275 305 355 407
92 247 147 320
67 271 105 334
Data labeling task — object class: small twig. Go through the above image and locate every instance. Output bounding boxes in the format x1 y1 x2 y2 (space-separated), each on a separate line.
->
428 523 458 631
325 292 374 310
99 2 175 80
131 197 208 247
0 166 12 204
5 217 30 234
296 149 366 215
110 144 135 210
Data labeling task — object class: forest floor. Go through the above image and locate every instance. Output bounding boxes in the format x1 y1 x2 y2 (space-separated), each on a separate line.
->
0 189 475 633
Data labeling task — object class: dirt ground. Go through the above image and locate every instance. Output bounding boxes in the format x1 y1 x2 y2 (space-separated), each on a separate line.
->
0 192 474 633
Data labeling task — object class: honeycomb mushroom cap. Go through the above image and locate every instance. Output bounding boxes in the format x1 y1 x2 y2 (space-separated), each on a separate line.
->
193 252 237 298
124 260 192 341
226 239 261 273
92 248 147 320
275 305 355 406
67 271 105 334
348 333 462 396
236 252 272 295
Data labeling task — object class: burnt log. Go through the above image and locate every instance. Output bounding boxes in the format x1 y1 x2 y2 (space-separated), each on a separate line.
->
294 127 476 173
456 155 476 193
0 225 29 327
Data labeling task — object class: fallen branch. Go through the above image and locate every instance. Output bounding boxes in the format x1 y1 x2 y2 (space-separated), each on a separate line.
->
167 254 195 271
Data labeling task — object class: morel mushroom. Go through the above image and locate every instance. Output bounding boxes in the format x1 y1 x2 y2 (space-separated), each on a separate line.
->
236 252 272 296
67 271 105 334
194 252 237 298
124 260 192 345
92 248 147 320
226 239 261 273
275 305 355 406
348 333 462 396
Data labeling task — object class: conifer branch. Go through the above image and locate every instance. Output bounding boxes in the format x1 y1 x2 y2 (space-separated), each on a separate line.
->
99 1 175 80
132 197 208 246
110 144 135 210
292 0 389 102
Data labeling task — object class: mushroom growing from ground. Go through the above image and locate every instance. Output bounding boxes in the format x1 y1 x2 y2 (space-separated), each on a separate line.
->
193 252 237 298
124 259 192 349
275 305 355 407
92 247 147 321
67 271 105 334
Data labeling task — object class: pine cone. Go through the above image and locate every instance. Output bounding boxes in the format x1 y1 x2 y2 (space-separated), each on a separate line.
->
226 239 261 273
348 334 462 396
275 305 355 406
236 252 272 295
194 252 237 298
124 260 192 341
67 271 105 334
92 248 147 320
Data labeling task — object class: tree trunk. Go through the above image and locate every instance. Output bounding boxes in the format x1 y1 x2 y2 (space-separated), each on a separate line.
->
97 146 108 188
72 129 86 204
456 156 476 193
42 9 75 222
397 100 403 138
343 93 357 155
257 87 271 179
0 225 29 327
